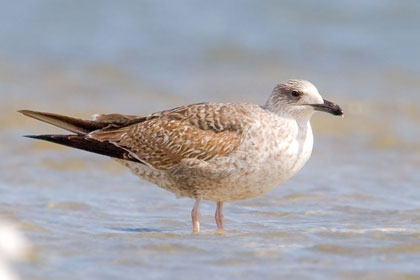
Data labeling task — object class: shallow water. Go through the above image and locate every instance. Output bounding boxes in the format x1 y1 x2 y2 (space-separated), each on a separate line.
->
1 1 420 279
2 137 420 280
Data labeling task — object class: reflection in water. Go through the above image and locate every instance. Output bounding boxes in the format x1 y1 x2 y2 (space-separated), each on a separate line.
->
110 227 163 233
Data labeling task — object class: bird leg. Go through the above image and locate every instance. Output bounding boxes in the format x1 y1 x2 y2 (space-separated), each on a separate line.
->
191 198 201 233
215 202 225 232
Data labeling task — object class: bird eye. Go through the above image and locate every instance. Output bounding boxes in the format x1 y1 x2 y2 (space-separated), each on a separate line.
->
291 90 301 97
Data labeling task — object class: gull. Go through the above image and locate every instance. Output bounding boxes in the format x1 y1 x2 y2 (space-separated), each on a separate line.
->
19 79 343 233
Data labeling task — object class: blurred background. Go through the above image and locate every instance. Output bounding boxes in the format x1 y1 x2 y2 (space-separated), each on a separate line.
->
1 1 420 280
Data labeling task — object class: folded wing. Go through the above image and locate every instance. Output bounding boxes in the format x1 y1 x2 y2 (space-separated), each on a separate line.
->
20 103 248 169
89 103 246 169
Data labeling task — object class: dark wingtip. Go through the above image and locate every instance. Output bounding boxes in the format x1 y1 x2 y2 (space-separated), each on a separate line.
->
23 135 53 140
23 135 39 139
21 134 141 163
18 110 32 116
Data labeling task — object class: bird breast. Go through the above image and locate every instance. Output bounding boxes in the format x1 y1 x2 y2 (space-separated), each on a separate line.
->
212 116 314 200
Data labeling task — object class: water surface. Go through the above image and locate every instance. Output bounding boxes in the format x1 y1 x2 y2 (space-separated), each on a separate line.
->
1 1 420 279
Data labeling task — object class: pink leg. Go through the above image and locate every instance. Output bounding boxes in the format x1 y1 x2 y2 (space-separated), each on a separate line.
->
215 202 225 231
191 198 201 233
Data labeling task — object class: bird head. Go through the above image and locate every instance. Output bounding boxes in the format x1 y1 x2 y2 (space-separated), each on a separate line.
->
264 79 343 121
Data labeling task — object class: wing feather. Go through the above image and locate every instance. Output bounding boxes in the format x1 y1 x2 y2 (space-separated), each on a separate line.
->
89 103 249 169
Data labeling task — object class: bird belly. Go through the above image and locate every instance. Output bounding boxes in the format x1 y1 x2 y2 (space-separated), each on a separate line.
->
114 159 187 197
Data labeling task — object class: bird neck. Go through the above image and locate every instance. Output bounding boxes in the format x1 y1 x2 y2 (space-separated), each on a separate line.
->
262 103 314 124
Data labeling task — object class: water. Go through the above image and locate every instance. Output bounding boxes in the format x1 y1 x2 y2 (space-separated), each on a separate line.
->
1 1 420 279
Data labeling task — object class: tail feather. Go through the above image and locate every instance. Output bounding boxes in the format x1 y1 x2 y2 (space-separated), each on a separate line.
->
19 110 107 134
24 134 140 163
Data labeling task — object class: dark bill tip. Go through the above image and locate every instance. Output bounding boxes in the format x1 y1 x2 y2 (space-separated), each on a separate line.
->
311 99 343 116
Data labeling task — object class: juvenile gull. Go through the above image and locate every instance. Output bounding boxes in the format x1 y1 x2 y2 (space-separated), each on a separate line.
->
19 79 343 233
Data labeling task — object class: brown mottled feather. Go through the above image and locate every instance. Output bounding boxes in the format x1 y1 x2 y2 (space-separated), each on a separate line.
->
89 103 246 169
93 113 156 127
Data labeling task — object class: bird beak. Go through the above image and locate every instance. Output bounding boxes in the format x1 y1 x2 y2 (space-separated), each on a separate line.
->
310 99 343 116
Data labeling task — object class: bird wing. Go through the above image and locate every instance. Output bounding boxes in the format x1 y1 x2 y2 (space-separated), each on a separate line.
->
89 103 248 169
19 110 153 134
